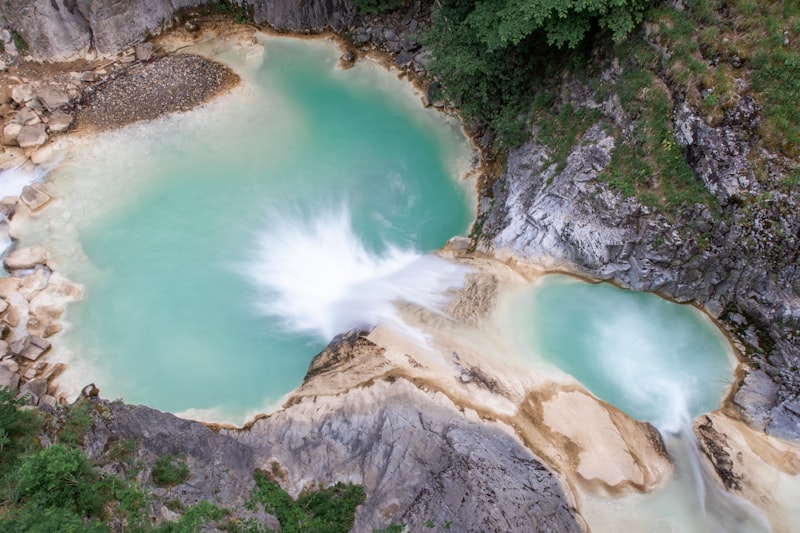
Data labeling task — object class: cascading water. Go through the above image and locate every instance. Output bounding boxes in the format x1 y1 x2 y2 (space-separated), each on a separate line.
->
241 206 471 342
512 274 772 532
0 164 59 256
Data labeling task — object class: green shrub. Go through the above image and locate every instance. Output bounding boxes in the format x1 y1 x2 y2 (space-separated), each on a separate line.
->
351 0 406 14
152 454 191 487
249 471 365 533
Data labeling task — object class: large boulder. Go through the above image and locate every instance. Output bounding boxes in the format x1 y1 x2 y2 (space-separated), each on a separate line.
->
16 124 48 148
9 335 51 361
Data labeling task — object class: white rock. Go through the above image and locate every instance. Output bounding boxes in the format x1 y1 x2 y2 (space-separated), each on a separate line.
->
0 147 27 170
10 84 35 106
16 107 41 125
0 366 19 390
47 110 73 133
4 245 48 270
35 86 70 111
9 335 51 361
16 124 48 148
2 122 22 146
30 146 59 166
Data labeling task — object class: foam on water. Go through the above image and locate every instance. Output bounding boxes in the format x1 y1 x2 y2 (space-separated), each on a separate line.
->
241 206 471 341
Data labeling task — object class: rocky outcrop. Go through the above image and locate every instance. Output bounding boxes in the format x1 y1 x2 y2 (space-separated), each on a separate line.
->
78 396 259 512
54 326 585 532
230 377 584 533
480 89 800 441
0 0 358 60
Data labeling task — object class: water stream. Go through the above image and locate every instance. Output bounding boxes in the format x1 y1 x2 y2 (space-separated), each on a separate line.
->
509 274 772 532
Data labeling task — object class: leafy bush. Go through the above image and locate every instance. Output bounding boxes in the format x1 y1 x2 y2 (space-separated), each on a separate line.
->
152 455 191 487
248 470 365 533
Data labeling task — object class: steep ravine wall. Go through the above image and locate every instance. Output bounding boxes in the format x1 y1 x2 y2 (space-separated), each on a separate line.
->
0 0 357 60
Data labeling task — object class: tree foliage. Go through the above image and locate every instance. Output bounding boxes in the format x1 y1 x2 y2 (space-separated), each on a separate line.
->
423 0 650 146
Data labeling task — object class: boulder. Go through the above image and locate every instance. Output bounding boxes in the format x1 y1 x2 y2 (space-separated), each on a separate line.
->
36 86 70 111
30 146 59 166
9 335 51 361
15 107 41 125
16 124 48 148
1 357 19 374
47 109 73 133
0 147 27 170
39 394 57 408
135 43 154 62
0 277 22 298
19 376 48 402
0 366 19 390
10 84 35 106
4 245 48 270
2 122 22 146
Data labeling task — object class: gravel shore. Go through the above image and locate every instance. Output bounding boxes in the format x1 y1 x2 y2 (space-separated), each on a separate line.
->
75 53 239 132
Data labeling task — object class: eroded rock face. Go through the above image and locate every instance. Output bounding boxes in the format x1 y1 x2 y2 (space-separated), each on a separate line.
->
230 378 584 533
76 397 260 517
239 0 357 33
0 0 358 60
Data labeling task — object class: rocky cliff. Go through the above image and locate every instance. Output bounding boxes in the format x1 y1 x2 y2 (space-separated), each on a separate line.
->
0 0 357 60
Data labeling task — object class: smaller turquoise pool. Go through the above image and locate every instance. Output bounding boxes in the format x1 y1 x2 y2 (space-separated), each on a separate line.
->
513 275 736 432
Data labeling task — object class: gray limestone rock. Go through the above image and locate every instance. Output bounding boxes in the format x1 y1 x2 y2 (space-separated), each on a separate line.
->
80 398 258 511
36 86 70 112
0 0 359 60
9 335 51 361
229 378 583 533
0 366 19 390
16 124 48 148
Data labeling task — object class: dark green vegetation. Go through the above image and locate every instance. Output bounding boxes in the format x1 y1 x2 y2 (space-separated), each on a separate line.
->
151 455 190 487
352 0 406 14
0 390 364 532
422 0 649 148
0 392 148 532
248 470 364 532
422 0 799 212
